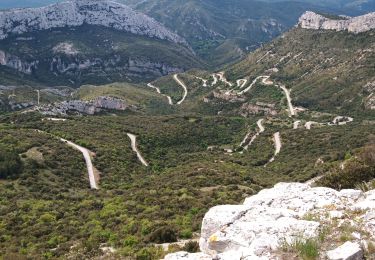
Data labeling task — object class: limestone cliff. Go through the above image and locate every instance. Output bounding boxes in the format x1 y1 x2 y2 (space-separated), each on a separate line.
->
165 183 375 260
298 11 375 33
0 0 186 45
39 96 131 115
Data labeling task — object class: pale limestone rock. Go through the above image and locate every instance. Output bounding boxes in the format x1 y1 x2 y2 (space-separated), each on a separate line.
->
243 183 343 217
339 189 363 200
199 205 248 254
299 11 375 34
353 190 375 210
326 241 363 260
164 183 375 259
216 248 268 260
163 252 211 260
38 96 129 115
329 210 344 219
0 0 186 45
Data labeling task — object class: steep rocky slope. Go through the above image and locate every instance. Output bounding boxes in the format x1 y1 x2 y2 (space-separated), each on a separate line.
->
224 14 375 117
299 11 375 33
120 0 336 67
0 0 186 45
0 1 202 86
165 182 375 259
144 11 375 119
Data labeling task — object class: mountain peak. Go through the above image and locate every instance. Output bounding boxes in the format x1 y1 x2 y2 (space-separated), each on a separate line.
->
0 0 187 45
298 11 375 33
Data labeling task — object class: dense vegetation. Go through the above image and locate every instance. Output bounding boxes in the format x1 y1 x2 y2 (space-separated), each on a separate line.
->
0 148 23 179
316 143 375 190
0 10 374 260
0 110 374 259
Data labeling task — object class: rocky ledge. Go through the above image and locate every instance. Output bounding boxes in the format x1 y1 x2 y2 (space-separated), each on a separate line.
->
299 11 375 33
165 182 375 259
0 0 186 45
39 96 131 115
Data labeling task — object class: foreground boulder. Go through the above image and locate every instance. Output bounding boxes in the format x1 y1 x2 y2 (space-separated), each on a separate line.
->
164 182 375 259
326 241 363 260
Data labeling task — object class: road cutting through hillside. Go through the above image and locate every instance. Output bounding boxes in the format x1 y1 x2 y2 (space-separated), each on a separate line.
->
234 74 295 117
293 120 301 129
173 74 188 105
239 76 269 94
42 118 67 122
60 138 99 189
243 119 265 150
279 85 296 116
211 74 218 86
305 121 318 130
195 76 208 87
147 83 173 105
268 132 281 164
127 133 149 167
216 72 233 87
237 79 248 88
36 90 40 105
332 116 354 125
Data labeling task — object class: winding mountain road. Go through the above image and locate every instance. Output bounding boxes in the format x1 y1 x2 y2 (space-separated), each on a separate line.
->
36 90 40 105
60 138 99 189
268 132 281 164
293 120 301 129
195 76 208 87
237 79 248 88
147 83 173 105
239 76 269 95
211 74 218 86
42 118 67 122
216 72 233 87
332 116 354 125
127 133 149 167
257 119 265 133
173 74 188 105
305 121 318 130
34 129 99 189
243 119 265 150
279 85 296 116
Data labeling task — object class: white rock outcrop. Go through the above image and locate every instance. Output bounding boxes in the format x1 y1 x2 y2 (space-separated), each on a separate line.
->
299 11 375 33
0 0 186 45
326 241 363 260
164 182 375 260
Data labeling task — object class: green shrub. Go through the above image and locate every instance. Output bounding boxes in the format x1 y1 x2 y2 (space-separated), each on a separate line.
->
145 226 177 244
283 238 319 260
0 148 23 179
182 241 199 253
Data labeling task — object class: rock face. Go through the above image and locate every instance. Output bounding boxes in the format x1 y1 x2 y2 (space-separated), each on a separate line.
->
0 0 186 45
326 241 363 260
299 11 375 33
240 102 278 117
0 48 183 81
48 56 182 79
0 50 38 74
164 182 375 260
39 96 130 115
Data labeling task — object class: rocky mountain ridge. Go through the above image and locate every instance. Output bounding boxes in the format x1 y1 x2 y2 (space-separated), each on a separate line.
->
39 96 131 115
299 11 375 33
0 0 186 45
165 182 375 259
